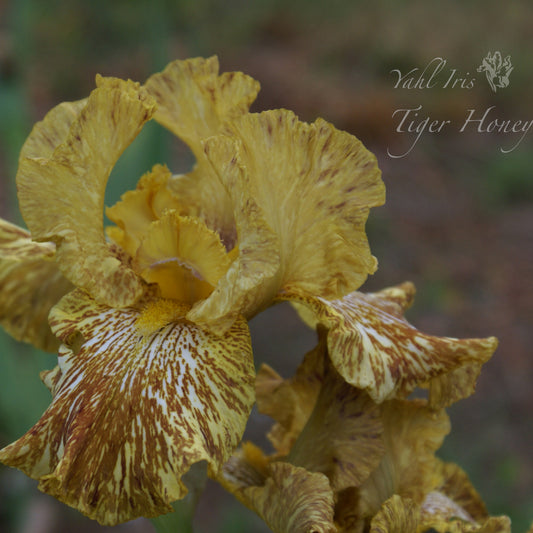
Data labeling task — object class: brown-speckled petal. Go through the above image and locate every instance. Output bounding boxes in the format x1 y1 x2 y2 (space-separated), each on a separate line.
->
0 219 73 351
17 76 156 307
190 109 384 333
369 495 419 533
359 399 450 517
283 283 497 405
0 289 255 525
219 453 337 533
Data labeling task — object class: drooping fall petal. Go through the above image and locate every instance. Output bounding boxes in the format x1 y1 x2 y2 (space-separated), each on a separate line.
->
144 56 259 245
0 289 255 525
430 462 490 522
282 282 498 405
0 219 73 351
17 76 156 308
189 109 385 333
419 462 511 532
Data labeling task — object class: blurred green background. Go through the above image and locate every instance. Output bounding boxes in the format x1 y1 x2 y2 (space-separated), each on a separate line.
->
1 0 532 531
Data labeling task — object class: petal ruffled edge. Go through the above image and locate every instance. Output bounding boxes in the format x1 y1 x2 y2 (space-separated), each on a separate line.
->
144 56 260 160
0 218 73 351
190 109 385 333
281 283 498 405
219 453 337 533
0 289 255 525
17 76 156 308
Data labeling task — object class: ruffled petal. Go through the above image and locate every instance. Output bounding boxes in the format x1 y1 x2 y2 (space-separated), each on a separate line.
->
244 463 336 533
0 289 254 525
421 491 476 529
144 56 259 160
430 462 489 522
369 495 419 533
106 164 183 258
287 369 384 492
257 335 385 491
419 462 511 532
17 76 156 307
255 341 325 456
220 451 336 533
358 399 450 518
190 109 385 333
283 283 497 405
144 56 259 244
134 211 234 302
0 219 73 351
19 99 86 160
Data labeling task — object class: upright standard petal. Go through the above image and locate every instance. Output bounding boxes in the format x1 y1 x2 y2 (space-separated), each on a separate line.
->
144 56 259 160
144 56 260 244
0 290 255 525
190 109 385 332
0 219 73 351
17 76 156 308
18 99 86 161
282 283 498 404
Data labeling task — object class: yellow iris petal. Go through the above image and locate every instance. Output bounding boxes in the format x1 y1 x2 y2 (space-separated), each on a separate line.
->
145 56 259 160
135 211 233 303
282 283 498 405
219 456 336 533
287 357 385 492
19 99 86 160
17 76 156 308
144 56 259 244
369 495 420 533
190 109 385 333
0 219 73 351
257 336 385 491
358 399 450 518
106 164 183 258
255 350 323 457
432 462 490 522
0 289 254 525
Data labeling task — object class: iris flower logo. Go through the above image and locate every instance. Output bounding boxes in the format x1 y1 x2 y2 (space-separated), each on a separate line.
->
477 51 513 92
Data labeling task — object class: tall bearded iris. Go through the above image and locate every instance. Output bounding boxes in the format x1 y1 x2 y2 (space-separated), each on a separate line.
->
0 56 384 525
0 57 513 532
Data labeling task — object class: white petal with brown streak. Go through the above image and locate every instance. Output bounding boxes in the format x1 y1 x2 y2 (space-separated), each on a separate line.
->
0 290 255 525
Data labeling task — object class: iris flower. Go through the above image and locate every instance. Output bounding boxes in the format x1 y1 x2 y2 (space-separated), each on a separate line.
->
0 56 384 525
0 57 512 532
218 284 510 532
